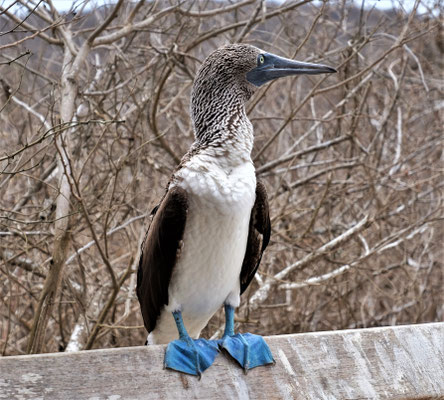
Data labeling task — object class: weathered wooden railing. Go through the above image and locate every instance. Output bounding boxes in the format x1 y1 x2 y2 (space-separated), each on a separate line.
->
1 323 443 399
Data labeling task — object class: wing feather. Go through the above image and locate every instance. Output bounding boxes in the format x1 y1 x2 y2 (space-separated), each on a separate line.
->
240 181 271 294
136 186 188 333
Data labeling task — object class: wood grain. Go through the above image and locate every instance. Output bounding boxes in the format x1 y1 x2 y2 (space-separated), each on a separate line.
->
1 323 443 399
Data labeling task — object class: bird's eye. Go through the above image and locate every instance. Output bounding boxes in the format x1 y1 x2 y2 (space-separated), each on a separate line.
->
258 55 265 65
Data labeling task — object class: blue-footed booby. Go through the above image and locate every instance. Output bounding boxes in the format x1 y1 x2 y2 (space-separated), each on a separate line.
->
137 44 336 377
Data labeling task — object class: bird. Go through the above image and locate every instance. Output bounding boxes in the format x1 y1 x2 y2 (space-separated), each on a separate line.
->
137 43 336 377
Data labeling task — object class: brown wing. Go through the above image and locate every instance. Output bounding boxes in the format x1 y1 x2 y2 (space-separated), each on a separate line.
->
240 181 271 294
136 186 188 333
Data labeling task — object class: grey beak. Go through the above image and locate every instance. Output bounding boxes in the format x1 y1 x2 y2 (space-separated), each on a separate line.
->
247 53 337 87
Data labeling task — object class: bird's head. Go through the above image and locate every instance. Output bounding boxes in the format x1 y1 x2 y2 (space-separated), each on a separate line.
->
193 43 336 99
191 44 336 140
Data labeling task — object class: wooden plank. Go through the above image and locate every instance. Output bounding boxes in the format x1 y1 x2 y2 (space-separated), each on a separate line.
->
0 323 443 400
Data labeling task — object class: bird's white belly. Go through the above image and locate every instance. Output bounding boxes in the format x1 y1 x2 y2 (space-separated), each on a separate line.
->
149 160 256 344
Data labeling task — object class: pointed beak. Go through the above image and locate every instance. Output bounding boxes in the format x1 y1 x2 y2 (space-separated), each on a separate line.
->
247 53 337 87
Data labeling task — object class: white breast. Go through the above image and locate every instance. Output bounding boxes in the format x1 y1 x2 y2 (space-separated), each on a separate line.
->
148 154 256 344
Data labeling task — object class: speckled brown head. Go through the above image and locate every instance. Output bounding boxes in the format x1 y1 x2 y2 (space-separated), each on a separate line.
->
191 44 336 143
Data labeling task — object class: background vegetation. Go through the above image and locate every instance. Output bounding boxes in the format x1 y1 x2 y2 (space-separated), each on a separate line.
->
0 0 442 356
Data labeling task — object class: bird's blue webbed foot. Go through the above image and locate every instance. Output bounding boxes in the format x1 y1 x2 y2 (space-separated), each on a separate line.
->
218 305 274 371
165 311 219 377
219 332 274 371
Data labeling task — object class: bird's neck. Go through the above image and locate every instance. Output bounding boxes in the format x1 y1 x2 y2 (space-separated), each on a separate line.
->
191 95 254 163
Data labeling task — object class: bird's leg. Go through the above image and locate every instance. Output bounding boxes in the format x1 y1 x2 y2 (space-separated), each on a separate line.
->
222 303 235 337
164 311 219 377
219 304 274 372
